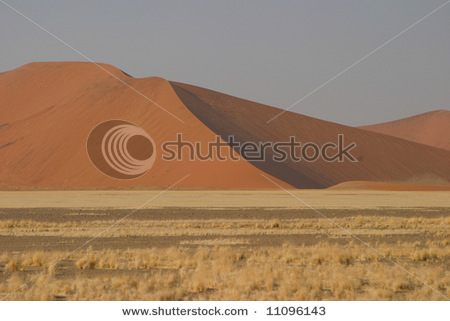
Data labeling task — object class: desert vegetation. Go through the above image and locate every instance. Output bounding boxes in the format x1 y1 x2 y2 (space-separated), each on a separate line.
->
0 215 449 238
0 201 448 301
0 241 448 300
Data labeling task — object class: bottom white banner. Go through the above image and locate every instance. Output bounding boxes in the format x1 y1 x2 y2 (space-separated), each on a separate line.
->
0 301 448 321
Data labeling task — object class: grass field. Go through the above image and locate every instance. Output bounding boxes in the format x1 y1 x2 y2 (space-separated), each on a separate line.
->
0 191 449 300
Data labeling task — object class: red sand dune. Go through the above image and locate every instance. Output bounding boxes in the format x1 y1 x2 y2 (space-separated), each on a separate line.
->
328 181 450 191
170 82 450 188
1 62 449 189
0 62 290 189
359 110 450 151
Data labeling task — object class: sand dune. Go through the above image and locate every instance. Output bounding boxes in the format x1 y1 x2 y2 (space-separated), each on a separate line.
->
359 110 450 151
1 62 449 189
0 62 290 189
170 82 450 188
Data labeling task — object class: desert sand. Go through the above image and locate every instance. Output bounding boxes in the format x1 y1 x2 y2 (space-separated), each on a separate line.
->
1 62 449 189
1 190 449 209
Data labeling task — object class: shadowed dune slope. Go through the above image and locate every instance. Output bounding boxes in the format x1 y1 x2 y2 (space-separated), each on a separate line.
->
329 181 450 191
170 82 450 188
359 110 450 151
0 62 291 189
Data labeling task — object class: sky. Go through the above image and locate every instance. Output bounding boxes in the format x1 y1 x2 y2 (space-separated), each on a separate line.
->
1 0 449 126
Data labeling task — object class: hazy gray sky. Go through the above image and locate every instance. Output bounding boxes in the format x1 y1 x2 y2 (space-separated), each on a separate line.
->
1 0 449 126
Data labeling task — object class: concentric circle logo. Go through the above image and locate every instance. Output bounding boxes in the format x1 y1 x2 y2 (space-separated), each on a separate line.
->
87 120 156 179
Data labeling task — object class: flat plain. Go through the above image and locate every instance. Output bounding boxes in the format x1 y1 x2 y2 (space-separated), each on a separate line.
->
0 190 449 300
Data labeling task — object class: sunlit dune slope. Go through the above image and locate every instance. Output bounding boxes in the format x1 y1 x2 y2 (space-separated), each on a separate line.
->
0 62 290 189
359 110 450 151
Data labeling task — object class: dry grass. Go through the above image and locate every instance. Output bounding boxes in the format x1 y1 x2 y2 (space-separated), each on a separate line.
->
1 216 449 238
1 241 448 300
